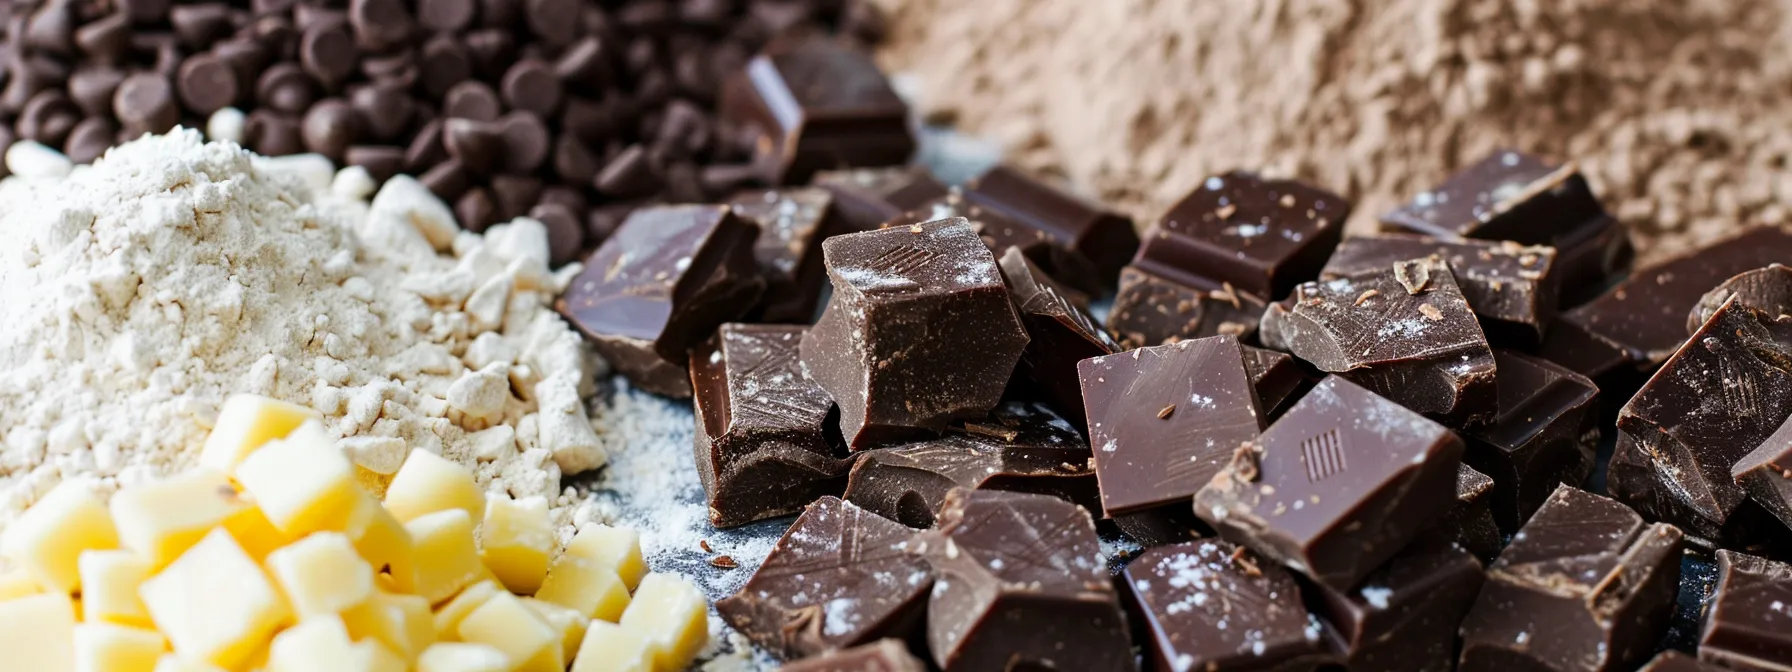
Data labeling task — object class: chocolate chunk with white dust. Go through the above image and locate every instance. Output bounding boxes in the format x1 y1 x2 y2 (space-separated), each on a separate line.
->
999 246 1118 427
726 187 844 323
1105 265 1264 349
1698 550 1792 671
1138 170 1349 300
1121 539 1337 672
960 164 1140 287
1688 263 1792 336
1324 234 1558 345
811 166 949 233
1311 535 1484 672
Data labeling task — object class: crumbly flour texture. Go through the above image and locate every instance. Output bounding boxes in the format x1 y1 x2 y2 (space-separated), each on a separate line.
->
0 130 607 533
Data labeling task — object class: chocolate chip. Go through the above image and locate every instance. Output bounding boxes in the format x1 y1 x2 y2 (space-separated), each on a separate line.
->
349 83 413 141
552 134 599 186
524 0 580 47
68 67 126 116
538 185 587 213
345 145 405 182
700 163 761 195
530 202 584 266
252 0 297 17
169 3 233 49
615 1 672 33
255 63 314 113
443 117 503 173
176 53 239 114
595 143 660 197
301 98 359 160
117 0 171 24
586 204 629 242
679 0 731 27
500 58 562 116
419 35 472 99
113 72 178 136
73 13 131 62
3 57 68 114
244 16 298 58
495 111 550 174
490 174 543 221
456 187 498 232
463 28 516 80
661 161 703 202
443 80 501 121
654 97 710 158
245 109 303 155
299 21 357 87
404 118 446 172
25 0 77 55
419 159 471 201
63 116 116 163
478 0 520 28
349 0 414 52
624 37 659 76
292 5 345 31
554 36 611 88
418 0 476 32
559 96 614 145
18 91 80 146
360 51 418 89
212 39 270 93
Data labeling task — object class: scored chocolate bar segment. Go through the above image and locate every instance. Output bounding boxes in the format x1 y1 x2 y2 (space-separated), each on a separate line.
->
721 35 915 185
1121 540 1336 672
1689 263 1792 335
841 401 1095 528
1466 350 1599 532
915 489 1136 672
775 639 929 672
999 247 1118 426
895 190 1101 296
1735 411 1792 532
1457 486 1684 672
717 496 934 660
799 218 1030 448
1138 171 1349 300
727 187 844 323
1311 535 1484 672
1699 550 1792 671
1078 335 1264 516
1261 256 1498 427
560 204 764 397
1323 234 1558 343
1105 266 1265 349
690 324 849 528
1242 344 1312 419
961 164 1141 285
1448 464 1503 563
812 166 950 233
1193 376 1464 591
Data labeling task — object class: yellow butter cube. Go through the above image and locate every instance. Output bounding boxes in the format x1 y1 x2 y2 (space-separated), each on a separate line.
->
563 525 647 592
265 532 374 619
200 394 322 474
480 495 552 595
74 623 167 672
219 501 289 563
139 529 290 669
359 639 408 672
0 592 76 672
345 495 416 593
406 509 483 605
234 421 364 535
78 550 152 626
432 580 501 640
458 592 561 672
416 643 509 672
343 590 434 662
536 554 630 623
151 654 227 672
267 615 357 672
620 574 708 672
522 597 590 663
569 621 654 672
110 468 246 568
1 480 119 593
383 449 485 524
0 565 41 602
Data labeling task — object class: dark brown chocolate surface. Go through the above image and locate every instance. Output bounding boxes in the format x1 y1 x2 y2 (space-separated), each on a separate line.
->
1122 540 1336 672
999 246 1119 427
1242 344 1312 419
1466 350 1600 532
1457 486 1684 672
717 496 934 660
1312 535 1484 672
1689 263 1792 335
1193 376 1464 591
1641 652 1726 672
1448 464 1504 563
894 190 1102 297
915 489 1135 672
1105 265 1264 349
1138 171 1349 300
691 324 849 528
1261 256 1498 427
811 166 950 233
1699 550 1792 672
775 639 928 672
961 164 1140 286
561 204 764 397
1736 410 1792 533
727 187 844 323
1078 335 1264 517
720 34 914 185
1323 234 1558 344
799 217 1030 448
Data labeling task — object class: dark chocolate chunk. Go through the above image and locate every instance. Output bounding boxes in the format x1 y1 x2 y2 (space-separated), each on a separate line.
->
896 191 1103 297
559 205 765 397
726 187 842 323
914 489 1135 672
1641 652 1725 672
1109 507 1206 549
1311 535 1484 672
1324 234 1558 344
1241 345 1311 419
720 35 915 184
812 166 949 233
1447 464 1503 563
717 496 934 660
1262 256 1498 427
1690 263 1792 335
1138 171 1349 300
799 218 1030 448
961 164 1140 287
998 246 1118 427
775 640 928 672
1457 485 1684 672
1699 550 1792 671
1733 409 1792 535
1105 265 1265 349
1466 350 1599 532
1121 539 1335 672
1078 335 1264 517
1193 376 1464 591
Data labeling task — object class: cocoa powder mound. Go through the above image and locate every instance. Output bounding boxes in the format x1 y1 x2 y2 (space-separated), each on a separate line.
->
874 0 1792 263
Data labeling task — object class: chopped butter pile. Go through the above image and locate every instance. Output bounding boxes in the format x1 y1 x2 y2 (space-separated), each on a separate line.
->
0 395 708 672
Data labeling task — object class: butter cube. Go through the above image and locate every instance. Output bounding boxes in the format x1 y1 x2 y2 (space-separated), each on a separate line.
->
0 592 76 672
563 525 647 591
151 655 227 672
74 623 167 672
458 592 561 672
480 495 552 595
345 495 416 593
383 449 485 524
234 421 365 536
536 554 630 623
619 574 708 672
110 468 245 568
220 502 289 562
78 550 152 626
265 532 374 618
267 615 356 672
200 394 322 474
406 509 483 604
140 529 290 669
359 639 408 672
569 621 654 672
432 580 501 639
1 480 119 593
522 597 590 663
0 565 41 601
416 643 509 672
343 590 434 662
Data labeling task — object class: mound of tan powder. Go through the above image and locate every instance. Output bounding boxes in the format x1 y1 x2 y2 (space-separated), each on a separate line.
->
875 0 1792 264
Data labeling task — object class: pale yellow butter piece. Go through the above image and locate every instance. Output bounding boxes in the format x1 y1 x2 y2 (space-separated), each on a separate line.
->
265 531 374 618
342 590 435 662
78 550 152 626
536 554 630 623
344 494 415 593
151 654 227 672
416 643 509 672
200 394 322 474
432 580 501 639
266 615 358 672
0 480 119 593
139 529 290 669
457 592 561 672
358 639 408 672
480 495 552 595
406 509 484 605
0 592 76 672
619 574 708 672
219 502 289 563
563 525 647 591
569 621 654 672
234 421 365 536
522 597 590 663
383 449 485 524
74 622 167 672
0 565 42 602
110 468 246 568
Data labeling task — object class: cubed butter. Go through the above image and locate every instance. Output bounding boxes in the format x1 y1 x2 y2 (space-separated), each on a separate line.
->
619 574 708 672
562 525 647 591
480 495 552 595
359 639 408 672
109 468 245 568
457 592 561 672
569 621 654 672
151 655 228 672
416 643 509 672
522 597 590 663
74 623 167 672
0 565 41 601
0 480 119 593
200 394 322 474
345 494 416 593
219 501 289 562
267 615 358 672
139 529 290 669
234 421 364 535
0 592 77 672
342 590 435 662
78 550 152 626
432 580 501 639
265 532 374 618
383 449 485 524
406 509 483 605
536 554 630 623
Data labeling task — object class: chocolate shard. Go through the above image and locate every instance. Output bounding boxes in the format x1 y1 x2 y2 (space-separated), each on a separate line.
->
1242 344 1313 420
1193 376 1464 591
1699 550 1792 671
1457 486 1684 672
914 489 1136 672
999 246 1118 426
727 187 845 323
799 218 1030 448
841 401 1096 528
1640 652 1726 672
691 324 850 528
1078 335 1265 517
1312 535 1485 672
1121 539 1337 672
1105 265 1265 349
1736 410 1792 532
1467 350 1600 532
894 190 1102 298
717 496 934 660
1261 256 1498 427
1448 464 1503 563
811 166 950 233
775 639 929 672
961 164 1140 287
1139 171 1349 300
560 204 764 397
1323 234 1559 345
1610 296 1792 540
1690 263 1792 336
720 35 915 185
1109 507 1207 549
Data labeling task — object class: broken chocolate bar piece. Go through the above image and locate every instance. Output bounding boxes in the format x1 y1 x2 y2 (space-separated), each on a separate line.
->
776 639 929 672
1641 652 1725 672
812 166 950 233
799 218 1030 448
1466 350 1599 532
895 191 1102 297
1261 256 1498 427
1193 376 1464 591
1457 485 1684 672
720 35 915 185
691 324 850 528
915 489 1135 672
841 401 1095 528
1138 171 1349 300
561 204 765 397
1105 265 1265 349
1736 411 1792 532
1448 464 1503 563
1312 535 1485 672
727 187 844 323
961 164 1141 285
1242 345 1312 419
999 247 1119 426
717 497 934 660
1610 296 1792 540
1110 508 1206 548
1699 550 1792 671
1122 540 1336 672
1323 234 1558 344
1078 335 1265 517
1689 263 1792 335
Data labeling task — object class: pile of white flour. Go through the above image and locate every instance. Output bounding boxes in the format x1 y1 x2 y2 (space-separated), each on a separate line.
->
0 130 608 533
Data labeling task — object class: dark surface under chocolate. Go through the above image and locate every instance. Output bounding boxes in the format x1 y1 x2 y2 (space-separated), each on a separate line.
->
1323 233 1558 345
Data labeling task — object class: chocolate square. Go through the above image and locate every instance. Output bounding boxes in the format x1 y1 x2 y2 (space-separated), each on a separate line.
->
720 36 915 185
1466 350 1599 532
1311 535 1484 672
961 164 1140 285
776 640 928 672
812 166 949 233
1242 344 1312 420
726 187 844 323
892 191 1102 297
1689 263 1792 334
999 246 1118 426
1105 265 1264 349
1323 234 1558 344
1699 550 1792 671
1139 171 1349 299
1736 410 1792 532
1122 540 1336 672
